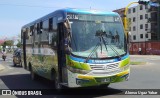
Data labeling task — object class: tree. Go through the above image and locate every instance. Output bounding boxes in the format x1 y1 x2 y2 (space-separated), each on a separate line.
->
1 40 14 50
16 40 21 48
1 41 7 49
16 34 21 48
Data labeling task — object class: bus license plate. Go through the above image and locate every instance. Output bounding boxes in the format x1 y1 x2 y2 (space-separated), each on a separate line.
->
101 78 110 83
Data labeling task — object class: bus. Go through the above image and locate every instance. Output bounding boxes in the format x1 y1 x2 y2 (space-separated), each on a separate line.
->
21 8 130 89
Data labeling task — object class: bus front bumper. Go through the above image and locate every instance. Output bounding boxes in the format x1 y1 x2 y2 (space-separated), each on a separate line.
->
75 69 130 87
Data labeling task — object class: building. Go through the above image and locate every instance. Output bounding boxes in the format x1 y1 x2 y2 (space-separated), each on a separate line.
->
113 0 160 55
127 4 151 54
113 8 125 25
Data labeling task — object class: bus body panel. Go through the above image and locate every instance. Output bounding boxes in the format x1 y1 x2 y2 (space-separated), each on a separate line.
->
66 54 130 87
21 8 130 88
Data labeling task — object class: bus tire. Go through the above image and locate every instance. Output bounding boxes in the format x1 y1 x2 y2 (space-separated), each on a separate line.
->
13 61 16 67
30 66 38 80
19 61 22 67
51 70 61 89
99 83 110 89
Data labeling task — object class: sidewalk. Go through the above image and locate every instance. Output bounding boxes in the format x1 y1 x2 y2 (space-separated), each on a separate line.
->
0 64 5 71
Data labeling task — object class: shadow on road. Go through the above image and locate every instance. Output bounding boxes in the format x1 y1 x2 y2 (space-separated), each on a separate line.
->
0 74 123 98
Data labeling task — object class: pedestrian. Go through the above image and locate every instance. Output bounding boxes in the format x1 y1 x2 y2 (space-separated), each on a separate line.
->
138 47 142 55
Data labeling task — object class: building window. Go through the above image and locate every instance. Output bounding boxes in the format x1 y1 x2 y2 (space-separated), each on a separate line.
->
140 24 143 29
145 24 148 29
140 5 143 10
133 26 136 31
129 27 131 31
140 34 143 39
145 34 148 38
133 17 136 22
133 35 136 40
128 18 131 22
145 5 148 9
140 15 143 20
133 8 136 13
145 14 148 19
128 9 131 14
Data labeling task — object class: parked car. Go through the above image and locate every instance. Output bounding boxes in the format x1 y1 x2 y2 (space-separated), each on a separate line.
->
13 49 22 67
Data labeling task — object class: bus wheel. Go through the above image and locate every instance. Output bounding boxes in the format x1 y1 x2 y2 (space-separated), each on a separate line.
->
51 70 61 89
13 62 16 67
19 61 22 67
98 83 110 89
30 66 38 80
54 77 61 89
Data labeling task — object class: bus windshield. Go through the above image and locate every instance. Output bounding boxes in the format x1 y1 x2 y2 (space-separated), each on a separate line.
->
69 15 127 58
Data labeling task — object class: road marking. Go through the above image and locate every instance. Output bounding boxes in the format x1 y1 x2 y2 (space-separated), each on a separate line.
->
8 72 20 75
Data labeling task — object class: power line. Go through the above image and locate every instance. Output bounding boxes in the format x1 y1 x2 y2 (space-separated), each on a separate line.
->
0 3 105 11
0 3 60 9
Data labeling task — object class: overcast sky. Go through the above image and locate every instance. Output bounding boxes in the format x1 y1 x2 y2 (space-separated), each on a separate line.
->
0 0 149 39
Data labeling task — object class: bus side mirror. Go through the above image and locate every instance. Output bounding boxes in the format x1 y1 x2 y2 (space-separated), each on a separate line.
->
64 18 72 55
64 46 72 55
64 18 71 29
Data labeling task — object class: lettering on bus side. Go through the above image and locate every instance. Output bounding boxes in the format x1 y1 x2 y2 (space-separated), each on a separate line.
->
93 60 115 63
67 14 78 20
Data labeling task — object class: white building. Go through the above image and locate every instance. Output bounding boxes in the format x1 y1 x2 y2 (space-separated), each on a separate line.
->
127 4 151 42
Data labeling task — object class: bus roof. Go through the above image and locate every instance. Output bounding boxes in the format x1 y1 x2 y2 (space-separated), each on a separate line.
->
22 8 119 28
63 8 119 16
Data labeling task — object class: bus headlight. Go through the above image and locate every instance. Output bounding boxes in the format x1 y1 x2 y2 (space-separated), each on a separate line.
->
121 64 130 71
67 65 91 74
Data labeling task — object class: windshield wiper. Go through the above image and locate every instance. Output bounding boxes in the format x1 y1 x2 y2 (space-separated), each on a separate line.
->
84 31 108 63
103 36 121 60
84 42 100 63
96 30 121 60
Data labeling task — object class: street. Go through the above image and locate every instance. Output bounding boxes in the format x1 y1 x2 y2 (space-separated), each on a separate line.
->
0 54 160 98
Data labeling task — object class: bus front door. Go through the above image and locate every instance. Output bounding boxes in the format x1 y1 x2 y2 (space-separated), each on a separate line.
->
57 23 68 85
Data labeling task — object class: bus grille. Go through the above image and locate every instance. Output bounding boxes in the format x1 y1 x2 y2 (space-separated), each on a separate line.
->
90 63 119 71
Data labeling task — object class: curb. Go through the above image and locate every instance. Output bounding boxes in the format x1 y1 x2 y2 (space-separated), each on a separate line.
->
0 64 5 71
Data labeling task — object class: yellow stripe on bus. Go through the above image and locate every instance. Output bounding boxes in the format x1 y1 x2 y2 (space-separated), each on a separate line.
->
117 70 130 76
78 75 94 79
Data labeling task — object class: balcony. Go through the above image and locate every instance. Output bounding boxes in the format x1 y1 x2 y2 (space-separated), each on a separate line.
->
147 7 158 12
148 17 157 23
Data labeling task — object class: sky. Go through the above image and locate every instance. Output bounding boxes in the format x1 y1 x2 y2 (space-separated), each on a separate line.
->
0 0 142 40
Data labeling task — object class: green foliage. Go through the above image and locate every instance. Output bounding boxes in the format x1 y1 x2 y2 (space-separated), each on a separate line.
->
1 40 14 50
16 40 21 47
3 40 14 47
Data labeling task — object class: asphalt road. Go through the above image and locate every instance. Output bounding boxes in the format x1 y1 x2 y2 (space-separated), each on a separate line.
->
0 54 160 98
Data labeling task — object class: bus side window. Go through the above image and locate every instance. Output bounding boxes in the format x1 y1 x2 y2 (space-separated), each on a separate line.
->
49 18 53 32
40 21 43 33
53 17 57 30
51 17 57 48
26 28 29 39
37 23 40 34
30 25 34 36
43 20 48 32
